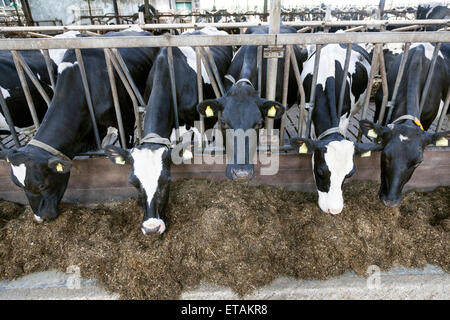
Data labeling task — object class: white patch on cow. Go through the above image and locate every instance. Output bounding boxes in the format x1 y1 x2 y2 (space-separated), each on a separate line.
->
1 86 10 99
410 43 444 60
196 26 228 36
399 134 409 142
124 25 144 33
58 61 78 74
384 43 404 55
34 215 44 223
131 147 165 207
142 218 166 234
339 114 350 136
301 44 371 115
46 31 80 66
11 163 26 187
0 113 9 130
317 140 355 214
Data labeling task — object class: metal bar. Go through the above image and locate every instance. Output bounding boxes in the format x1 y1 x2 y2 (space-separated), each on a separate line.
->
106 49 142 142
289 47 306 137
75 48 102 149
10 50 40 129
195 47 205 148
41 49 56 90
14 51 51 106
257 45 263 97
111 48 146 107
337 44 352 117
391 25 419 32
343 26 365 33
418 42 442 116
167 46 180 142
2 32 450 50
376 48 389 125
280 45 291 146
203 47 225 96
306 44 322 138
199 47 221 98
0 88 21 147
386 42 411 124
436 85 450 132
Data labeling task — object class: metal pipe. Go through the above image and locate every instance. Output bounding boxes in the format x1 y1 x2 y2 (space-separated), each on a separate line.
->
376 48 389 125
203 47 225 96
386 42 411 124
280 45 291 146
167 46 180 142
337 44 352 117
257 45 263 96
418 42 442 116
199 48 221 98
306 44 322 138
75 48 102 149
0 88 21 147
14 50 51 106
10 50 40 129
41 49 56 90
289 47 306 137
195 47 205 148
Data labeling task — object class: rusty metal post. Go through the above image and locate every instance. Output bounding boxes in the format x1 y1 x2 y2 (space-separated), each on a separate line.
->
376 48 389 124
10 50 40 129
75 49 102 149
167 46 180 142
41 49 56 90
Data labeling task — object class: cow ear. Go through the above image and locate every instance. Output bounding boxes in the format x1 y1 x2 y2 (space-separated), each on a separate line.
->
104 145 131 165
48 157 72 174
354 142 384 156
359 120 391 142
290 137 316 154
197 99 223 118
3 149 29 166
423 130 449 146
259 100 285 120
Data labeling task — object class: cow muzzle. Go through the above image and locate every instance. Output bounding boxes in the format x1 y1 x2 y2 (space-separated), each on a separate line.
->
227 165 255 182
141 218 166 235
381 198 401 208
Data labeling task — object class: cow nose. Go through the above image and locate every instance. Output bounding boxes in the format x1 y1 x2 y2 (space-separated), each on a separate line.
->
231 168 253 182
328 208 343 215
141 218 166 235
35 211 58 222
34 214 44 223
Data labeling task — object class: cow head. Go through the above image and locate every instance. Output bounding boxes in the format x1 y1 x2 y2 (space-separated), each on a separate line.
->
360 120 449 207
0 148 72 222
104 143 172 235
197 81 285 182
291 135 382 214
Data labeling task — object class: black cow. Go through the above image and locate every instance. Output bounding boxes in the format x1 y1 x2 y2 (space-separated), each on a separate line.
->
104 27 233 235
290 43 382 215
196 25 308 182
0 30 159 222
360 43 449 207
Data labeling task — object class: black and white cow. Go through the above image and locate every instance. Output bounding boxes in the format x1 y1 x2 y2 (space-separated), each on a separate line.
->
360 42 449 207
0 31 82 132
290 43 382 215
104 27 233 235
0 29 159 222
196 25 308 182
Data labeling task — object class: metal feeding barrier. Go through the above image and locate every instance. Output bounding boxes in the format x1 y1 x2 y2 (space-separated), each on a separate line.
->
0 23 449 154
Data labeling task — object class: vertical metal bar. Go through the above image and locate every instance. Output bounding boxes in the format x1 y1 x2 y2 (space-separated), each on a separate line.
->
106 49 142 142
0 89 20 147
41 49 56 90
15 51 51 106
436 85 450 132
305 44 322 138
257 45 263 97
10 50 40 129
167 46 180 142
75 48 102 149
376 48 389 124
199 48 221 98
289 48 306 137
418 42 442 116
195 47 205 148
279 45 291 146
337 44 352 117
203 47 225 96
104 48 127 148
111 48 146 107
386 42 411 124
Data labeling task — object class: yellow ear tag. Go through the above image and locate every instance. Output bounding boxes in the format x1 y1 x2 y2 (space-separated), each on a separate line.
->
115 156 126 165
267 106 277 118
182 149 193 161
436 137 448 147
205 106 214 118
56 163 64 172
367 129 378 139
361 151 371 158
414 117 424 131
299 143 308 154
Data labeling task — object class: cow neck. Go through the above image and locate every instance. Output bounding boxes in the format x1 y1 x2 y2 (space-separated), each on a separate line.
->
239 46 258 87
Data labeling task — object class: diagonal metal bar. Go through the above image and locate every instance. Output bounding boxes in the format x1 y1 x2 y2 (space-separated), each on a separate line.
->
337 43 352 117
0 88 21 148
418 42 442 116
167 46 180 142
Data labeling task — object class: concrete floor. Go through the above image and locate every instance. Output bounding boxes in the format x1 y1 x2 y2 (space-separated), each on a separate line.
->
0 265 448 300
